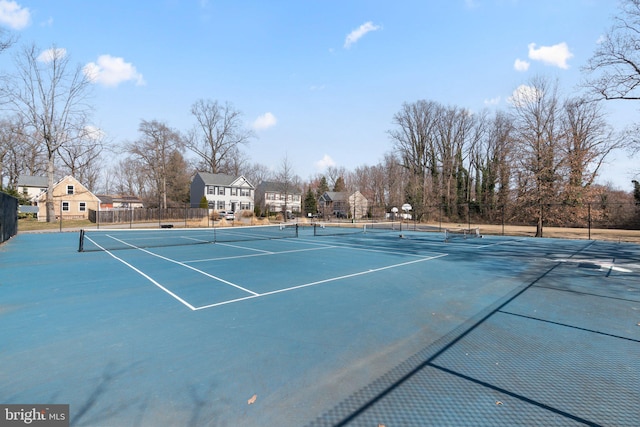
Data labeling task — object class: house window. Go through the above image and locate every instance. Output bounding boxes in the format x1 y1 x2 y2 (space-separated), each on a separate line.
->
62 201 70 212
241 189 250 197
79 202 86 212
218 187 225 195
217 201 225 210
231 188 238 196
66 185 74 195
207 186 215 195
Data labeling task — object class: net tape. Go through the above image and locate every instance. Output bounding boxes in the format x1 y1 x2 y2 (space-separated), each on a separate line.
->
313 221 402 236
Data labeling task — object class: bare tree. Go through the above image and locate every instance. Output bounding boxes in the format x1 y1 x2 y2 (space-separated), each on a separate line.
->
583 0 640 167
510 77 565 237
389 100 442 220
0 116 34 189
325 165 348 190
108 156 149 197
186 99 254 174
274 155 300 220
473 111 514 219
244 162 273 189
562 97 620 202
127 120 183 209
583 0 640 101
57 126 107 191
4 44 93 221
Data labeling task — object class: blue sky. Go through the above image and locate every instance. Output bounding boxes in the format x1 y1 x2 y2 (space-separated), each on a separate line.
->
0 0 637 189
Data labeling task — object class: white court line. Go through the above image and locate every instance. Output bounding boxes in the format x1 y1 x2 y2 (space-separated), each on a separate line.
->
296 237 445 258
184 246 335 263
85 235 197 310
477 238 527 249
215 241 273 253
105 234 259 296
193 253 449 310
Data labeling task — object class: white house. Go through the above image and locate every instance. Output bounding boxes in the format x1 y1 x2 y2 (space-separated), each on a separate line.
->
16 175 48 200
255 181 302 215
190 172 254 213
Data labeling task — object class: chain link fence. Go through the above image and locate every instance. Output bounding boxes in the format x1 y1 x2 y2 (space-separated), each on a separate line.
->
89 207 210 227
404 202 640 241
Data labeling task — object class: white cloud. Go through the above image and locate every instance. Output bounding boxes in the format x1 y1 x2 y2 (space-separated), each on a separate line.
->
514 58 529 72
507 84 543 107
344 21 381 49
484 96 500 106
37 48 66 63
83 125 105 141
0 0 30 30
315 154 336 171
309 84 326 91
527 42 573 69
252 112 277 130
83 55 145 87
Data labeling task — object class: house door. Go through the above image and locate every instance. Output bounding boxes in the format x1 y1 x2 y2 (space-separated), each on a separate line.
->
231 202 237 212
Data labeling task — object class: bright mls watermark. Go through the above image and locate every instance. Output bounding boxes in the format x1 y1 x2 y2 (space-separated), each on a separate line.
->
0 405 69 426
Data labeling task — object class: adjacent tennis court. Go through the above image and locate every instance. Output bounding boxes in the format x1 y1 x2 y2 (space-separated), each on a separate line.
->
1 223 638 426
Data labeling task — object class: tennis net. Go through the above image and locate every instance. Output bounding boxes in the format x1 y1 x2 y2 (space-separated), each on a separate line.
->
313 221 402 236
78 223 299 252
444 227 481 242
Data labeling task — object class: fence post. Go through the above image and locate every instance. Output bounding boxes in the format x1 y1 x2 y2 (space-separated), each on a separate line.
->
588 203 591 240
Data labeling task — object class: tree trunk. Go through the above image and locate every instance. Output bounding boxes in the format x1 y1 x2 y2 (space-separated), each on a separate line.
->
46 151 56 222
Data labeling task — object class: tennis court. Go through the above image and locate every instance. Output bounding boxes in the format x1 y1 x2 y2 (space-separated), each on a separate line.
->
1 223 638 426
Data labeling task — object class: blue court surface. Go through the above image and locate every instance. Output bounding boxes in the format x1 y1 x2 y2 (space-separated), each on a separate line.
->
1 225 638 426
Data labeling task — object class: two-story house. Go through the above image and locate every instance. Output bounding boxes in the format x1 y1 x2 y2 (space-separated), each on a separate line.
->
33 175 101 221
190 172 254 214
318 191 369 219
255 181 302 216
16 175 48 200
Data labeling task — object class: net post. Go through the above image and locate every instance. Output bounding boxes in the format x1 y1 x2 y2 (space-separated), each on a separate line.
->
78 229 85 252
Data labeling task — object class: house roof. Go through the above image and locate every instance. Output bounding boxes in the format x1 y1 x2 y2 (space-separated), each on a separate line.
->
195 172 254 188
320 191 347 202
17 175 48 188
96 194 143 204
95 195 114 204
319 191 368 203
35 175 100 202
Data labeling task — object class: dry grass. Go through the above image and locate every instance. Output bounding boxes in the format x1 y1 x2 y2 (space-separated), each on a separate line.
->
429 221 640 243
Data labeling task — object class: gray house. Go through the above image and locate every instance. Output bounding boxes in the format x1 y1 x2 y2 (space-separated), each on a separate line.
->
318 191 369 219
190 172 254 213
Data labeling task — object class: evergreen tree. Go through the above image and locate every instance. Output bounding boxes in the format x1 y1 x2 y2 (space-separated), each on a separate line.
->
199 195 208 209
333 176 346 192
316 176 329 197
304 189 317 216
